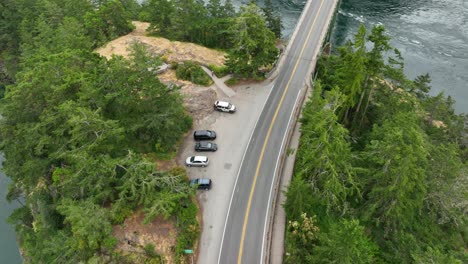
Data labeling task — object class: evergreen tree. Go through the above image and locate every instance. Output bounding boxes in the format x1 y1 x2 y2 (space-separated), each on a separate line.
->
169 0 208 42
308 219 378 264
84 0 134 46
334 24 366 123
225 3 278 78
57 199 115 259
296 83 359 213
360 111 428 232
356 25 391 126
145 0 175 36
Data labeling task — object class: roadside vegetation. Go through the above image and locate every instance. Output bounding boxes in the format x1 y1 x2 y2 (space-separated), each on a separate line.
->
141 0 281 79
284 24 467 263
0 0 283 262
175 61 213 86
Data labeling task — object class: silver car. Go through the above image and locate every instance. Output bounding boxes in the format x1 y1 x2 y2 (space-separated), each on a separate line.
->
185 156 209 167
214 100 236 113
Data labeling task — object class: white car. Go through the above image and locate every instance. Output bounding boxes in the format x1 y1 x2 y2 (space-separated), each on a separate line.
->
185 156 209 167
214 100 236 113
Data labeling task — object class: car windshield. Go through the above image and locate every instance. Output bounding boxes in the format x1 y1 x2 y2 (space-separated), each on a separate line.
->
190 157 195 162
206 143 212 147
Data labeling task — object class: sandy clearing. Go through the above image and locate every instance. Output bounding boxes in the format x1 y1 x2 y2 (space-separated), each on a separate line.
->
96 21 226 67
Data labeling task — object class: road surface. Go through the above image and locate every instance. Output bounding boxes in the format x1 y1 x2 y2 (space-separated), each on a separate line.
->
218 0 338 263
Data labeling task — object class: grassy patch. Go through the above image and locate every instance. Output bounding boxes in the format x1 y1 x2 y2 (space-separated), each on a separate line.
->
225 77 240 86
209 64 230 77
174 198 199 263
176 61 213 86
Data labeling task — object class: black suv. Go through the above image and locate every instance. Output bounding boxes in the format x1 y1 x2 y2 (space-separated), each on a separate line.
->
193 130 216 141
190 178 212 190
195 142 218 152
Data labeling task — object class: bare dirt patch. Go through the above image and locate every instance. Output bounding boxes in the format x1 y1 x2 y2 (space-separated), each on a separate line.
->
96 21 225 67
96 21 220 125
113 212 177 263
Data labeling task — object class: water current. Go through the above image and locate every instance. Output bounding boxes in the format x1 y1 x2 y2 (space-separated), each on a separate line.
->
333 0 468 114
276 0 467 113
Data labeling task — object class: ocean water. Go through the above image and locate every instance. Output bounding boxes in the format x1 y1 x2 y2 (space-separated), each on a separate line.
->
0 154 22 264
252 0 467 113
332 0 468 113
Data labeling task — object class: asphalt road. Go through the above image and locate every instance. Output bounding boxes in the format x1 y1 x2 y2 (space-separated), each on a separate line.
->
218 0 338 263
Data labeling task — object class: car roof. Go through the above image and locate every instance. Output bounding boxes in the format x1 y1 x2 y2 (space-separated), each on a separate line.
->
197 178 211 185
198 142 211 146
216 101 230 107
195 130 212 135
193 156 208 162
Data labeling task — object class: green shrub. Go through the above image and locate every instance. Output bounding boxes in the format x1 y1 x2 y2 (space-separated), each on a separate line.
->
225 77 240 86
174 199 199 262
176 62 212 86
209 64 230 77
170 60 179 69
110 204 134 224
144 243 158 258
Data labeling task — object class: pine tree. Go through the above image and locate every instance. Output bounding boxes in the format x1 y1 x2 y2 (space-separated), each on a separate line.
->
295 83 359 213
225 3 278 78
360 111 428 232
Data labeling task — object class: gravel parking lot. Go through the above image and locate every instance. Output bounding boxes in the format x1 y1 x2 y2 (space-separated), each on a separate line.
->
177 82 274 264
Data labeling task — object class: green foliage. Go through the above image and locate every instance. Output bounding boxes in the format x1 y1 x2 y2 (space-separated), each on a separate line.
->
225 4 279 78
176 61 213 86
309 219 378 264
0 0 134 76
284 213 319 264
84 0 135 46
412 247 463 264
0 29 195 262
225 77 240 86
295 83 359 213
144 243 159 258
144 0 281 75
92 46 192 153
144 0 175 36
146 0 236 49
360 111 429 232
174 199 199 263
285 24 467 263
283 176 316 221
57 199 114 253
209 64 230 77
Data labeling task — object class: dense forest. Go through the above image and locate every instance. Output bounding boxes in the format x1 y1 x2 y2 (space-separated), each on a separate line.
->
284 25 467 263
0 0 280 263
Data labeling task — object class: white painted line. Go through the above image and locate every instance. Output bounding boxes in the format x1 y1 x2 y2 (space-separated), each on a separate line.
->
217 82 275 264
260 89 302 264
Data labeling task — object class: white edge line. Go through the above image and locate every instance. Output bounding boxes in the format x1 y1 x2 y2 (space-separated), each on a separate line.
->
259 89 302 264
217 82 276 264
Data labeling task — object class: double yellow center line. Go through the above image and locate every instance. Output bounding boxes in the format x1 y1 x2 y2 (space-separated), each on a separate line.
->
237 0 325 263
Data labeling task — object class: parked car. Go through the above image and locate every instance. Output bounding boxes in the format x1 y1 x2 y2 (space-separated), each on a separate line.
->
185 156 209 167
193 130 217 141
195 142 218 152
190 178 212 190
214 100 236 113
